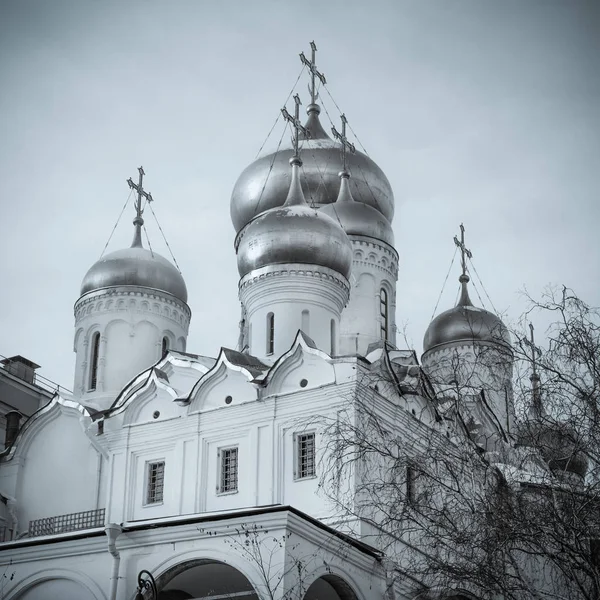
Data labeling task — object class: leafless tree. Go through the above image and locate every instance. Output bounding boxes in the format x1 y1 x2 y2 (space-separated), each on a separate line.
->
319 287 599 600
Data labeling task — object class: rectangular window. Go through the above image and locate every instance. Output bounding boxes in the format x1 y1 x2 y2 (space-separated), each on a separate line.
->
406 464 418 505
218 447 239 494
146 461 165 505
267 313 275 355
295 432 316 480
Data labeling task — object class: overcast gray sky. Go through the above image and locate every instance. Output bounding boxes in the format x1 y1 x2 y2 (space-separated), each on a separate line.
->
1 0 598 390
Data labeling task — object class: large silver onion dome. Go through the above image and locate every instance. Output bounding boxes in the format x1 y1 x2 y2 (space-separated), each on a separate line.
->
230 104 394 233
423 276 511 353
320 170 395 247
236 157 352 280
80 218 188 303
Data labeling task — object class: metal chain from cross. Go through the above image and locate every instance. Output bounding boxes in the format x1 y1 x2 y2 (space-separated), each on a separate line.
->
127 166 153 221
281 94 310 159
453 223 473 279
300 41 326 105
332 114 356 173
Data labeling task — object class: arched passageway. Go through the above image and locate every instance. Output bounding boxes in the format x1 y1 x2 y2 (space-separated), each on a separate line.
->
303 574 360 600
155 559 257 599
12 578 97 600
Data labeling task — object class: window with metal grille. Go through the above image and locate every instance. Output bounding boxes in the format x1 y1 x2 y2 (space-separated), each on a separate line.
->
380 288 389 341
218 447 238 494
146 461 165 504
89 332 101 391
266 312 275 355
406 464 417 505
295 432 316 480
161 336 169 357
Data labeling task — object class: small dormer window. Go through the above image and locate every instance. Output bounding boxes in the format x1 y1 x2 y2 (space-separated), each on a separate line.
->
162 336 169 357
380 288 389 342
89 332 101 391
266 312 275 355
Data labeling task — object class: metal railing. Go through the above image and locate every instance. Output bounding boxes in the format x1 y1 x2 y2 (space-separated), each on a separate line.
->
0 353 71 396
28 508 105 537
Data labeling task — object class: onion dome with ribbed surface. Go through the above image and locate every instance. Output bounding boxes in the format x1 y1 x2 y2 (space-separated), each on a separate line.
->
230 103 394 233
236 156 352 279
80 216 188 303
320 169 395 247
423 275 511 354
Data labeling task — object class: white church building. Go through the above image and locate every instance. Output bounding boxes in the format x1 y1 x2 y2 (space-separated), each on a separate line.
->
0 45 583 600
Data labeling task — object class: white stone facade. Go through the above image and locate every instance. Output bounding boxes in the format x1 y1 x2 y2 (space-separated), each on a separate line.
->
239 264 349 360
73 286 190 410
339 236 398 356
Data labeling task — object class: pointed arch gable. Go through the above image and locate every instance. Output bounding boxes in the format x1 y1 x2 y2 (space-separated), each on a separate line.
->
1 395 93 462
264 331 335 396
110 353 213 414
187 348 262 413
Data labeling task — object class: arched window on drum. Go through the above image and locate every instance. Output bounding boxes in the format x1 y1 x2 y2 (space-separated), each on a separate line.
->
380 288 389 342
89 332 101 391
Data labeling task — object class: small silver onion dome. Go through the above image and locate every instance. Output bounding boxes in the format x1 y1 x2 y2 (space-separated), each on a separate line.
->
236 156 352 280
518 418 588 479
423 275 511 353
230 104 394 233
80 217 188 303
320 170 395 247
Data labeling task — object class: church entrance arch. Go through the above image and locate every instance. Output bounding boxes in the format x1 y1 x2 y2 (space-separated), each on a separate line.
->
152 559 258 599
303 574 360 600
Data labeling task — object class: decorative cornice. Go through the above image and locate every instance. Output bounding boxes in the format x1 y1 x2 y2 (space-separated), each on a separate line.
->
74 287 191 327
239 264 350 293
350 239 398 278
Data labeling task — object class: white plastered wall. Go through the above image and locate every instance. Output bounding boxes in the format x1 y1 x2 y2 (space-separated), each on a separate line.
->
339 237 398 356
73 286 190 410
239 264 349 360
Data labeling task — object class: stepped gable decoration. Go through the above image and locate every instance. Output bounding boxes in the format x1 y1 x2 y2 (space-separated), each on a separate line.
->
80 167 188 304
423 223 511 353
230 42 394 232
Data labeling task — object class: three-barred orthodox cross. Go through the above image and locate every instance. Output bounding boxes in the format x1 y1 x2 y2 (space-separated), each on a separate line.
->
300 41 326 105
332 114 356 173
281 94 310 159
453 223 473 278
127 166 153 220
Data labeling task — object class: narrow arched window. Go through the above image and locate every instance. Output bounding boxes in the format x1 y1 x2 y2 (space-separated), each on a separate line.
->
380 288 389 342
162 336 169 357
330 319 336 356
266 312 275 355
89 332 100 391
301 309 310 335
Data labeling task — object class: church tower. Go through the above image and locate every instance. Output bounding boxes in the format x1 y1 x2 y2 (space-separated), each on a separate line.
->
235 95 352 360
231 42 398 357
422 225 515 441
73 168 190 410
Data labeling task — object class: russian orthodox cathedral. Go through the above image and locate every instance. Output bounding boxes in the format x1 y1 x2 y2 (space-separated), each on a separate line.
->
0 43 586 600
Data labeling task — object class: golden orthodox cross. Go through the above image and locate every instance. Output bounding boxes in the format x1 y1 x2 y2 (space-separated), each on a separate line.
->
300 41 326 105
281 94 310 159
453 223 473 278
127 166 153 220
332 114 356 172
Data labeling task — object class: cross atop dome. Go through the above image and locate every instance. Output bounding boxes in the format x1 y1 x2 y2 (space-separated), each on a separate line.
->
300 41 326 107
281 94 309 163
332 114 356 174
453 223 472 282
522 323 544 418
127 166 153 248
